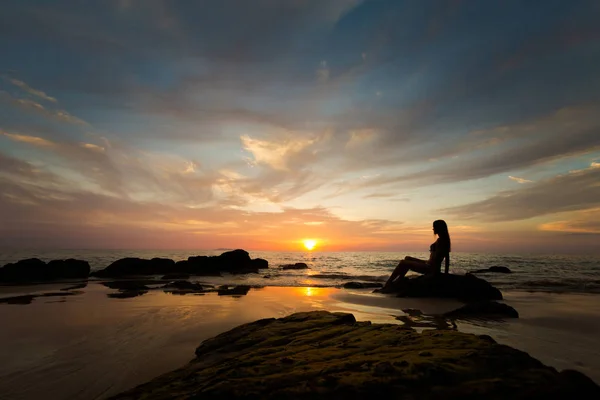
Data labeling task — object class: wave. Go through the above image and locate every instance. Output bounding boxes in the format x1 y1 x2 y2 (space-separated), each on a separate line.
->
516 279 600 294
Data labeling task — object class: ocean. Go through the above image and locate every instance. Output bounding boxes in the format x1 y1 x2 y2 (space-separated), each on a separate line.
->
2 249 600 294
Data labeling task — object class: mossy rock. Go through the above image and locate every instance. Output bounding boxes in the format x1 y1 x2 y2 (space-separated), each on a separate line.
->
111 311 599 399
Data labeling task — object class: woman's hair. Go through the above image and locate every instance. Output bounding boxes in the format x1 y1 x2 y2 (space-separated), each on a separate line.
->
433 220 451 252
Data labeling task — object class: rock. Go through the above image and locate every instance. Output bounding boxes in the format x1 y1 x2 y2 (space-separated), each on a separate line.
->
111 311 600 400
101 281 151 291
92 250 266 277
0 294 36 304
472 266 512 274
160 273 190 280
162 281 205 294
217 285 251 296
280 262 309 270
251 258 269 269
92 257 175 278
444 301 519 319
343 282 383 289
0 258 90 283
380 273 503 301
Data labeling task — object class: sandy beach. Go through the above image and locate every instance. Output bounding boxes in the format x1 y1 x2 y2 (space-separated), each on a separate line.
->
0 282 599 399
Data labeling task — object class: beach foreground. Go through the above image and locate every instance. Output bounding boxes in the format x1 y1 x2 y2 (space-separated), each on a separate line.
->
112 311 599 399
1 283 599 399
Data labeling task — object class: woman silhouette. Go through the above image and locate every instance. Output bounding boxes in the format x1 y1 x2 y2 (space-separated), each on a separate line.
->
383 220 451 290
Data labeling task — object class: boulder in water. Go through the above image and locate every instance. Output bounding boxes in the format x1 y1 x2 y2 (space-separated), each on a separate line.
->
379 273 503 301
472 266 512 274
217 285 251 296
343 282 383 289
0 258 90 283
280 262 309 270
92 250 265 277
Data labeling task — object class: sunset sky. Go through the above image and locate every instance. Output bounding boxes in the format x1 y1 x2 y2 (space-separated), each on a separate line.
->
1 0 599 253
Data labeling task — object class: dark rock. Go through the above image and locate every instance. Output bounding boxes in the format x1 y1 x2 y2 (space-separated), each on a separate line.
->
0 258 90 283
217 285 251 296
112 311 600 400
0 294 36 304
102 281 151 291
92 257 175 278
160 273 190 280
343 281 383 289
280 262 309 270
60 283 88 291
92 250 265 277
444 301 519 319
263 275 272 279
379 273 503 301
162 281 204 291
251 258 269 269
472 266 512 274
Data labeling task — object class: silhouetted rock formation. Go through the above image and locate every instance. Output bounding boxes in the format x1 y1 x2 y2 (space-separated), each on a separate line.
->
93 250 268 278
0 258 90 283
217 285 251 296
110 311 600 400
280 262 309 270
378 273 503 301
472 266 512 274
343 281 383 289
444 301 519 319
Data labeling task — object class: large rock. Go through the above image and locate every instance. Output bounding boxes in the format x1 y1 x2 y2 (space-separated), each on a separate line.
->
0 258 90 283
379 273 503 301
110 311 600 400
280 262 309 270
343 281 383 289
92 250 267 278
92 258 175 278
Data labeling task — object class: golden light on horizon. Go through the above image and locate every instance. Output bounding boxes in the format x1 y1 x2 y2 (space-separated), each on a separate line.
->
303 239 317 251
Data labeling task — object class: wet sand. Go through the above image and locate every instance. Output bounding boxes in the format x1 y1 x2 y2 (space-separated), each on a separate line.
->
0 283 599 399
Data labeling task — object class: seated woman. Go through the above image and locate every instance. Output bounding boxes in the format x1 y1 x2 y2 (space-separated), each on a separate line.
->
383 220 451 290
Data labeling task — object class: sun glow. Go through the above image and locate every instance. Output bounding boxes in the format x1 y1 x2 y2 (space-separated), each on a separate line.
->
303 239 317 251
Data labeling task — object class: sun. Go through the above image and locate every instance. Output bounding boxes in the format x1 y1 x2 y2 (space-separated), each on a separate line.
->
303 239 317 251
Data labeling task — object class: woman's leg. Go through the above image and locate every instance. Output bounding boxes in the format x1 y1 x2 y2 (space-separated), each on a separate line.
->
384 260 431 289
383 261 410 289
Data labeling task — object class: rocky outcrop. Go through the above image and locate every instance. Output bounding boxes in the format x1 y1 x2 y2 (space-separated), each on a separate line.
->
217 285 251 296
343 281 383 289
110 311 600 400
0 258 90 283
93 250 268 278
92 258 175 278
378 273 503 301
472 266 512 274
280 262 309 270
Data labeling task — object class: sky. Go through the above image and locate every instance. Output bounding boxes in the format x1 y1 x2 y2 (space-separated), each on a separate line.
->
0 0 599 253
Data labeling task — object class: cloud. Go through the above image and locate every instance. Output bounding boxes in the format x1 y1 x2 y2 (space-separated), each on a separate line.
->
508 176 533 184
539 209 600 234
1 90 89 126
4 76 57 103
241 134 318 171
2 130 54 147
441 164 600 222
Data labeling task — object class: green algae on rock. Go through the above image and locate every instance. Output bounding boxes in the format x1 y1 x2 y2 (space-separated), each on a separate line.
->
111 311 599 400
